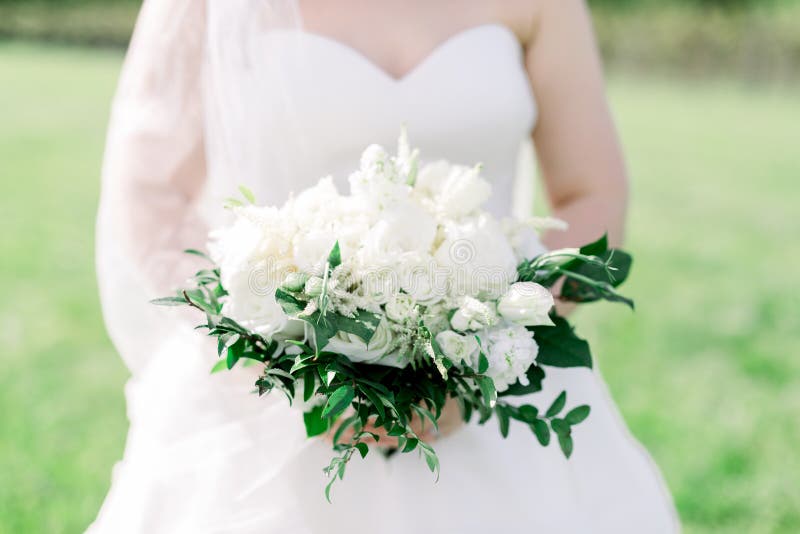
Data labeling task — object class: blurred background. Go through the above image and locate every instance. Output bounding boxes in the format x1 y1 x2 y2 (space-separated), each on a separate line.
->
0 1 798 532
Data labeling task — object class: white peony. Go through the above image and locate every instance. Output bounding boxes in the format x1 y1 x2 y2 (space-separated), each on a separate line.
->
415 161 492 218
434 214 518 300
435 330 480 368
497 282 555 327
450 296 499 332
478 322 539 392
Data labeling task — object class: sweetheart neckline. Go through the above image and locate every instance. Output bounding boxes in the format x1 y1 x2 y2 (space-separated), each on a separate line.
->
295 23 522 83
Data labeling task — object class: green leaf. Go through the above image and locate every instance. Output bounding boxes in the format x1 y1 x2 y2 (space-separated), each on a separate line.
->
322 385 355 419
558 432 574 458
275 288 306 316
565 405 591 425
419 443 440 480
359 387 386 421
477 351 489 374
327 241 342 270
303 405 330 437
150 296 187 306
326 311 379 344
411 404 439 432
533 316 593 369
226 338 245 369
183 248 212 261
546 391 567 418
496 405 510 438
579 233 609 256
475 376 497 408
402 437 419 453
531 419 551 446
517 404 539 424
332 413 359 445
551 418 570 435
560 249 634 308
238 185 256 204
355 442 370 459
303 371 316 402
210 359 228 374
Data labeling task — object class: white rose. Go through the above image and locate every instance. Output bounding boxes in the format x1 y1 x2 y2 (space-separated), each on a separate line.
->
323 318 400 366
434 214 518 300
397 252 447 305
219 265 288 338
384 293 417 323
497 282 555 327
450 297 499 332
478 322 539 392
435 330 480 368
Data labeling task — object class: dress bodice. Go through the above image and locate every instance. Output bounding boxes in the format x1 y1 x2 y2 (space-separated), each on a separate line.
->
200 24 537 222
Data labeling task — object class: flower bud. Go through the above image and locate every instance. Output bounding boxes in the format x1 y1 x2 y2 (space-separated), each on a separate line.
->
281 272 308 292
304 276 324 298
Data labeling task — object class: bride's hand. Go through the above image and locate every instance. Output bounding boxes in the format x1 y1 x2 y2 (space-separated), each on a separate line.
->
325 396 464 448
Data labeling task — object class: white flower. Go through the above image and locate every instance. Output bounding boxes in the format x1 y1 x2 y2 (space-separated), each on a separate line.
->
502 218 549 262
219 265 288 338
478 322 539 392
497 282 555 327
280 272 308 292
450 297 499 332
303 276 324 298
415 161 491 218
397 252 447 305
384 293 417 323
291 229 338 275
434 214 518 299
435 330 480 368
323 318 400 366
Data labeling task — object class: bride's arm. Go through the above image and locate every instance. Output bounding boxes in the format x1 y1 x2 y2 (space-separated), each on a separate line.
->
524 0 629 250
99 0 208 295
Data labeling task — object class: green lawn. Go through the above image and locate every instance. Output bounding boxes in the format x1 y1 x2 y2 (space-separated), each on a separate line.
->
0 42 798 533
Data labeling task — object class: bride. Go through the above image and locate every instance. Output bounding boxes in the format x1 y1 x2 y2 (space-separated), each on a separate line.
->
91 0 679 532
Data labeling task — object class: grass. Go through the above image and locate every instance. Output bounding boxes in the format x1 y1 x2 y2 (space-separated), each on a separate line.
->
0 42 798 532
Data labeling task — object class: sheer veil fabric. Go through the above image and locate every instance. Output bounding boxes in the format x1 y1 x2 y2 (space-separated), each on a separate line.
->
93 1 680 532
97 0 304 373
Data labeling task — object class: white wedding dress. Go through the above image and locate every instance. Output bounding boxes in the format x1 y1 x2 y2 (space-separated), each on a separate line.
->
90 12 679 534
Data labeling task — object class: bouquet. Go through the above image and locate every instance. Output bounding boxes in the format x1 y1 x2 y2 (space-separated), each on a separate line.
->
155 131 633 500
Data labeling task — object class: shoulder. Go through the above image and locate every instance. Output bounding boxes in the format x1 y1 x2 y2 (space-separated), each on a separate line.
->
490 0 591 48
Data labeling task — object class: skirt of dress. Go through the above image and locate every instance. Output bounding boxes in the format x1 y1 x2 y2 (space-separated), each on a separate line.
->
88 330 679 534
